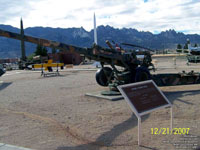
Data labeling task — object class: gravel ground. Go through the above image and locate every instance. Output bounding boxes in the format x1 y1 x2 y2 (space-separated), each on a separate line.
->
0 57 199 150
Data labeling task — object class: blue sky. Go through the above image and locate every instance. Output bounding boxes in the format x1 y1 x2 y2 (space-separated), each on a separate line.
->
0 0 200 34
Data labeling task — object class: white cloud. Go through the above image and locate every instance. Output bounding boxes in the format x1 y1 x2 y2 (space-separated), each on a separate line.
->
1 0 200 34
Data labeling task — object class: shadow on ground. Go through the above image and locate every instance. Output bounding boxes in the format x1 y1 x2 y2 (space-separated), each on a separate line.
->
164 89 200 105
57 114 153 150
0 82 12 91
57 88 200 150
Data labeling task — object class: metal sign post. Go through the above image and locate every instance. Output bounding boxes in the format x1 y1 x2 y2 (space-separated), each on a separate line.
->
118 80 173 146
138 117 141 146
171 107 173 130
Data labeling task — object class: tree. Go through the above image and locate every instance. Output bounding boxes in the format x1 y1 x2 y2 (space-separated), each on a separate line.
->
194 43 198 47
177 44 182 49
51 47 57 54
42 47 47 56
27 53 35 61
183 43 188 49
35 44 48 56
35 44 43 56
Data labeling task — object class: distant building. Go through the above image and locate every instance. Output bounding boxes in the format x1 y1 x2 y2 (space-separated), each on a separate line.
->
0 58 19 64
48 51 84 65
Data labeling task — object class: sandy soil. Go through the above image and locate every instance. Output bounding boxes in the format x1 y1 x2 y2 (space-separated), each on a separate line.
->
0 56 199 150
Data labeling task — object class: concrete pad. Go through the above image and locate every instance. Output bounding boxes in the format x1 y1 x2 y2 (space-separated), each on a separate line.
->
0 143 34 150
85 91 124 101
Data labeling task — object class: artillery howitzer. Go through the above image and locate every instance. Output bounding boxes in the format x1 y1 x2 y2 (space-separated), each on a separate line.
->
0 28 200 94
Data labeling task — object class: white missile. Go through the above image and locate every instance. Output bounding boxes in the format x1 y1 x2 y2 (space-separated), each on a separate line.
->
94 13 97 45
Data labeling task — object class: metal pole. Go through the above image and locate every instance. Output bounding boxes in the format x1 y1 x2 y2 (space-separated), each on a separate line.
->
170 107 173 131
138 117 141 146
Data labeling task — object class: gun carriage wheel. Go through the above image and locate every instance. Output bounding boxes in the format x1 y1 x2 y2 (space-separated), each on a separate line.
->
135 67 151 82
95 67 113 86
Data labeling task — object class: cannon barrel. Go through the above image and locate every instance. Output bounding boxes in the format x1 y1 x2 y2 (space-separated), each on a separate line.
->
0 29 88 55
2 28 199 89
0 29 132 68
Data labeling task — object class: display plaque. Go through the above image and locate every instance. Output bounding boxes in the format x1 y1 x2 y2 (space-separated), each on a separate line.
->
118 80 173 146
118 80 172 116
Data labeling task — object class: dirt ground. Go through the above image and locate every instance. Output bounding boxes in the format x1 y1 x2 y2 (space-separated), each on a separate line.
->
0 56 199 150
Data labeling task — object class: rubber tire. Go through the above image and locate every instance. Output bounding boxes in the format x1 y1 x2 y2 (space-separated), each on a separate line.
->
0 69 5 76
96 67 112 86
135 67 151 82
